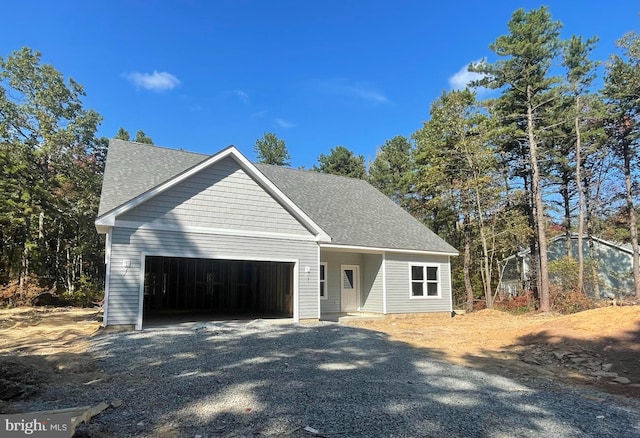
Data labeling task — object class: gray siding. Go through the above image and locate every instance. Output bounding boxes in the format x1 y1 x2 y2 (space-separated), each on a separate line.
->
361 253 383 313
385 253 452 313
509 236 635 298
118 157 311 236
107 227 319 326
320 251 362 313
548 237 634 298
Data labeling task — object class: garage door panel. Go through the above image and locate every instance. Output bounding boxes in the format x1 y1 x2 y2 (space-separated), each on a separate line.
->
143 256 293 319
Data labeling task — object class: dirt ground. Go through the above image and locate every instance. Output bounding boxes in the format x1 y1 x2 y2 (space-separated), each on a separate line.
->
0 305 639 417
347 306 640 398
0 307 102 414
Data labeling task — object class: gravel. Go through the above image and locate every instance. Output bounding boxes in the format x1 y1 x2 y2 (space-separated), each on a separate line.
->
17 320 640 437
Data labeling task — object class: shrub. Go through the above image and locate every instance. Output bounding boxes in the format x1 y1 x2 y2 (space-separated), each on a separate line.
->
550 285 595 314
0 275 103 308
62 275 104 307
494 290 536 314
0 275 56 307
548 257 596 314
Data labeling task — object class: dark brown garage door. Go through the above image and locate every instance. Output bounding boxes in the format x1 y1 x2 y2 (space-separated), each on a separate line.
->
143 256 293 319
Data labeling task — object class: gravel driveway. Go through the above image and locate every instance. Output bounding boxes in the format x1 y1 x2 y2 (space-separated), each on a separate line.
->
31 320 640 437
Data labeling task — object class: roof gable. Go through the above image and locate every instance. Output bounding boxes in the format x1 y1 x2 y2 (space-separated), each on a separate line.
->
117 156 315 238
96 141 330 241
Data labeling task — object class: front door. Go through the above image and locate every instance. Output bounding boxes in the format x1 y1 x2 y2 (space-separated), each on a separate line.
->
341 265 359 312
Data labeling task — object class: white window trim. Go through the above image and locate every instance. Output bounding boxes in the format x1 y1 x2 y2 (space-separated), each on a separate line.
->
409 263 441 299
320 262 328 300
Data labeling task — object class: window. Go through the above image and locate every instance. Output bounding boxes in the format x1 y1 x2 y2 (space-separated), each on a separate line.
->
410 264 440 298
320 263 328 299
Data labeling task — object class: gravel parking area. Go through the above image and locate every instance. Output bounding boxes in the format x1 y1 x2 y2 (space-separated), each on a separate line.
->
19 320 640 437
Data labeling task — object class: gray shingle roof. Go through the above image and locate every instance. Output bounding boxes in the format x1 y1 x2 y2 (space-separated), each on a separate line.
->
98 140 457 254
97 140 207 216
255 164 457 253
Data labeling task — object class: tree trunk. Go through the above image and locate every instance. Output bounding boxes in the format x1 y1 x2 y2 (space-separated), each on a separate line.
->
463 216 474 312
527 86 550 312
574 95 585 294
622 141 640 298
18 215 31 299
476 191 493 308
584 182 601 298
561 177 572 257
466 152 493 308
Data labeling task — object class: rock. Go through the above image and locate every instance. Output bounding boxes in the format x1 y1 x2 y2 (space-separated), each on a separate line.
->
601 363 613 372
553 351 572 360
521 355 541 365
111 399 123 408
612 376 631 384
304 426 320 434
570 357 588 364
586 361 602 371
591 371 618 378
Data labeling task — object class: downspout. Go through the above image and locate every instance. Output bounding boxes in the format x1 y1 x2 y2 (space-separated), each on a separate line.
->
448 256 453 312
103 230 112 327
382 252 387 314
317 245 321 320
293 260 300 323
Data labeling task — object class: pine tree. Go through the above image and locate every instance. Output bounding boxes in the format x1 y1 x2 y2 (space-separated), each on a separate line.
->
470 7 563 311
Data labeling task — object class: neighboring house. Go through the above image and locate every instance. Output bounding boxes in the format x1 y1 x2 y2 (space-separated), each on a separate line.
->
499 234 635 299
95 140 458 329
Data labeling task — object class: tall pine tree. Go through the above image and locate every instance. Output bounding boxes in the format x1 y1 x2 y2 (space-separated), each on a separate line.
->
471 7 562 311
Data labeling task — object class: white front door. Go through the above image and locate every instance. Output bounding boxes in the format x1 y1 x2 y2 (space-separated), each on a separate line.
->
341 265 359 312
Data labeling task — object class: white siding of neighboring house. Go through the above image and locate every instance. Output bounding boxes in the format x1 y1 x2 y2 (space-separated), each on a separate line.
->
118 156 312 237
385 253 452 314
107 228 319 326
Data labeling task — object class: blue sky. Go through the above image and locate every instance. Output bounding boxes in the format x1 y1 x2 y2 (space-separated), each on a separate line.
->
2 1 638 168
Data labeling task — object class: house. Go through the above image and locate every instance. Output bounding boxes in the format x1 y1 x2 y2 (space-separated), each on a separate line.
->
499 234 635 299
95 140 458 329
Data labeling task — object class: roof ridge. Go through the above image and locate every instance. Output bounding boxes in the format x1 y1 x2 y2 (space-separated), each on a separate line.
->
255 162 371 183
110 139 211 157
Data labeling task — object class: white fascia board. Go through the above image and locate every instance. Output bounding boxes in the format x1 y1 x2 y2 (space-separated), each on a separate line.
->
320 243 458 257
95 146 331 243
588 236 633 255
95 224 111 234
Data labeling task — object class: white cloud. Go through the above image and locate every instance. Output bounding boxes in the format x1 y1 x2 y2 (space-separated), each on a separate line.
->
315 79 390 104
234 89 249 103
449 61 486 90
349 86 390 104
275 118 295 128
123 70 181 92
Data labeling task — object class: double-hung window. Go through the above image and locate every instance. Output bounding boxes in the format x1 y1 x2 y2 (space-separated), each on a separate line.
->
319 262 328 299
410 264 440 298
